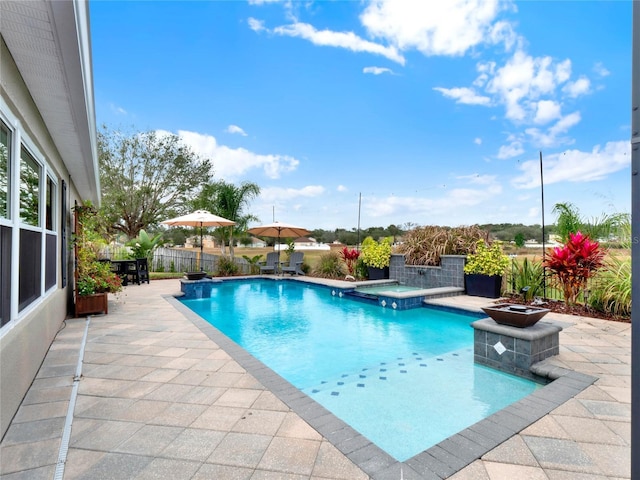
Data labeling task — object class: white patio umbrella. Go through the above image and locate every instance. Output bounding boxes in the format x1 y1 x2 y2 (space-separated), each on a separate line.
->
161 210 236 262
247 221 311 267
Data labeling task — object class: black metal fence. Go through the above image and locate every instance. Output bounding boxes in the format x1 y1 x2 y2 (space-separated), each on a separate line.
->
503 259 605 303
99 246 251 274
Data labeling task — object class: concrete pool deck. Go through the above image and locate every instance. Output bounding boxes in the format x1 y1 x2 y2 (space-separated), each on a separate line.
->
0 278 631 479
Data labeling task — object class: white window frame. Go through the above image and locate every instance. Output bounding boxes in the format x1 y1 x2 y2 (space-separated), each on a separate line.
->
0 98 61 336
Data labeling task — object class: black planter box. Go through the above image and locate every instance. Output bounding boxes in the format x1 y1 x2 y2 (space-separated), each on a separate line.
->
465 273 502 298
367 266 389 280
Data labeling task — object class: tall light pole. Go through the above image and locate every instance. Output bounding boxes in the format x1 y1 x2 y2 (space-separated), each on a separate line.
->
540 151 547 299
631 2 639 478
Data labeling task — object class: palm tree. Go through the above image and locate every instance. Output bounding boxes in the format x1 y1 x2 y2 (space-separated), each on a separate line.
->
553 202 629 243
192 180 260 258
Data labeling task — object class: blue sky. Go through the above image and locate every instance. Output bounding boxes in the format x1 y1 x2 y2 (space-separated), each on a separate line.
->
90 0 632 231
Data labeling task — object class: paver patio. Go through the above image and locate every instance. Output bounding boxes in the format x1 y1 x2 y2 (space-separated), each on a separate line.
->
0 278 631 479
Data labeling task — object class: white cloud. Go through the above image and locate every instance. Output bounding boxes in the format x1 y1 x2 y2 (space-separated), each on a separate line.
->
226 125 248 136
485 50 572 121
175 130 299 180
525 111 581 147
337 185 348 192
497 135 524 159
488 20 519 51
248 0 283 5
363 66 394 75
474 137 482 145
260 185 325 202
109 103 127 115
512 140 631 189
593 62 610 77
433 87 491 105
271 22 405 65
360 0 511 57
533 100 561 125
562 76 590 98
365 180 503 219
247 17 265 32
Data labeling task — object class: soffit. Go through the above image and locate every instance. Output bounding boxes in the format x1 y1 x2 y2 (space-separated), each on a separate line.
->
1 0 100 203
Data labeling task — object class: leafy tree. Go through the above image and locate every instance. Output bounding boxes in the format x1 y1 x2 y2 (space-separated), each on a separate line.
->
514 232 525 248
191 180 260 258
98 126 212 239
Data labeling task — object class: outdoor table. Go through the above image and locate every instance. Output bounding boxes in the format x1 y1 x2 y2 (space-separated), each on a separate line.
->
109 259 139 286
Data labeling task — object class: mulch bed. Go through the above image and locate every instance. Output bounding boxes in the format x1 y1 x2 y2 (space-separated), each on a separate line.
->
498 294 631 324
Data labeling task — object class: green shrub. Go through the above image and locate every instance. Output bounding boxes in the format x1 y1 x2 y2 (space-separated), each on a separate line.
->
300 261 311 275
354 258 368 280
242 254 264 274
511 257 544 301
360 236 392 268
313 252 346 278
464 240 509 277
588 254 631 317
216 256 239 276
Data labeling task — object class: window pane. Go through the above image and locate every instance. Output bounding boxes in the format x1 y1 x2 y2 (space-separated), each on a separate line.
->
45 233 56 290
19 146 39 226
19 228 41 311
0 225 11 326
46 175 55 230
0 122 9 220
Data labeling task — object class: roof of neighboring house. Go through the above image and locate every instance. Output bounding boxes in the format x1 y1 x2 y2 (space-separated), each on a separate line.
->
294 237 315 243
1 0 99 203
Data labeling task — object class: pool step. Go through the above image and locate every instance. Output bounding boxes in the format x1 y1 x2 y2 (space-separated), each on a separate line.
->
421 286 465 300
343 290 378 303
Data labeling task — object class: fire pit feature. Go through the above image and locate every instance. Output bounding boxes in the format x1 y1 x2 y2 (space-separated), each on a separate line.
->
184 271 207 281
481 303 550 328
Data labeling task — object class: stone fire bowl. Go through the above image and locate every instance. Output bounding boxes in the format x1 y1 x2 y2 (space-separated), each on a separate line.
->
184 271 207 281
481 303 551 328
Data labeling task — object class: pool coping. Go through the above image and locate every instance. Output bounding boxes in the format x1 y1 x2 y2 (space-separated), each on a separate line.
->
165 287 598 480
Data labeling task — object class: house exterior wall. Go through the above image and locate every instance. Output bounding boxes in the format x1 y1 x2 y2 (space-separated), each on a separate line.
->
0 0 96 439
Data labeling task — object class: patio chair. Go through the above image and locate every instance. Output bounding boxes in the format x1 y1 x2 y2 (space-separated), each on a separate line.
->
259 252 280 274
136 258 150 284
281 251 305 275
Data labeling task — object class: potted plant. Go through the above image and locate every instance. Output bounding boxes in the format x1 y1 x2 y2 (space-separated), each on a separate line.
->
360 236 392 280
464 240 509 298
74 202 122 316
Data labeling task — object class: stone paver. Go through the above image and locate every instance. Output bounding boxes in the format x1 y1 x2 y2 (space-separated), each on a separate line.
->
0 279 631 479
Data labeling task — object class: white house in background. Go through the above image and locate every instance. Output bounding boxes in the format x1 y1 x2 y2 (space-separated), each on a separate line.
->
0 0 99 438
292 237 330 251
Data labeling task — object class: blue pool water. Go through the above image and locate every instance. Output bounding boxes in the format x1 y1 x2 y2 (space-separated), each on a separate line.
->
181 279 540 461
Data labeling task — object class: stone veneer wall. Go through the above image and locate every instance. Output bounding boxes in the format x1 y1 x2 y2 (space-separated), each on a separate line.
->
472 319 562 380
389 254 466 289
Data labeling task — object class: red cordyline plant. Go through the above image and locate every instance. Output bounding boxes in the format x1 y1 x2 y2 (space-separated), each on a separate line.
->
543 231 605 305
340 247 360 276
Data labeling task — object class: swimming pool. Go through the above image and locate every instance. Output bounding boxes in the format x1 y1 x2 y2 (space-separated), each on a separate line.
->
180 279 540 461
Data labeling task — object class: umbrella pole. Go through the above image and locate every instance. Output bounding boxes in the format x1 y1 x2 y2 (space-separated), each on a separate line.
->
277 233 281 274
200 223 204 271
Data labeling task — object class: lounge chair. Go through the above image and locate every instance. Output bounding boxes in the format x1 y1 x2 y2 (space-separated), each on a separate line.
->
259 251 279 274
281 251 304 275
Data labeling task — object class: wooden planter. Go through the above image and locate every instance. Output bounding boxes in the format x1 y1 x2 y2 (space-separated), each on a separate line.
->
465 274 503 298
75 292 108 317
